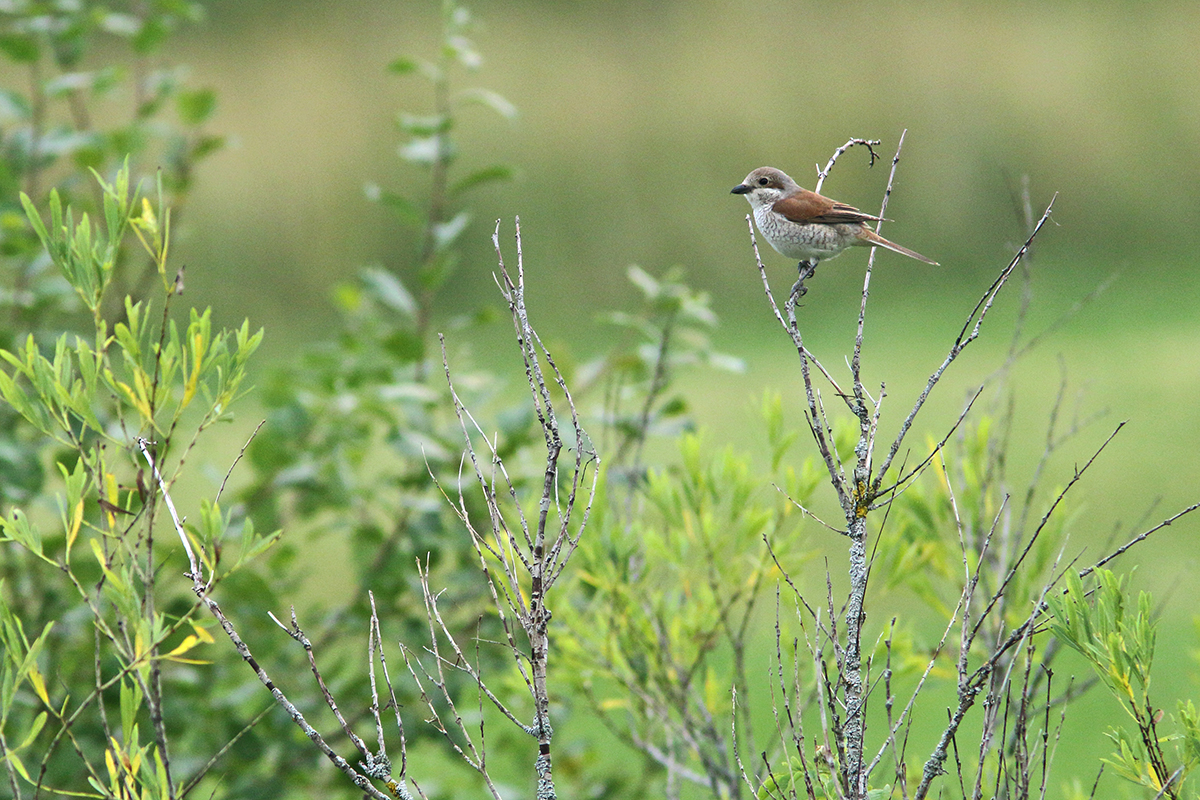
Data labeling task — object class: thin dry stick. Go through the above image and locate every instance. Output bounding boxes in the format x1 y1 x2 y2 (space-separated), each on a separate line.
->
870 386 985 507
268 607 376 766
215 419 265 503
850 130 905 398
865 560 977 780
414 556 529 732
1081 500 1200 578
202 585 397 800
137 437 200 580
969 424 1124 645
814 138 881 193
913 555 1067 800
418 218 598 800
873 197 1057 496
367 593 413 796
144 442 404 799
406 563 502 790
773 483 845 534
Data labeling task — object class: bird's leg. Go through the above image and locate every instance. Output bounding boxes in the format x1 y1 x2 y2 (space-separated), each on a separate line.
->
790 260 818 301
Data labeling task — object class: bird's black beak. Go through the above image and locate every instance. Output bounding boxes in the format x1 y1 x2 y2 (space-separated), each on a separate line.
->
731 184 750 195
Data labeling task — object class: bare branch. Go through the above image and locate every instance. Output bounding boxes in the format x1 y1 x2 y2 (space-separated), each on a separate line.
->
814 138 882 193
1081 500 1200 578
215 419 265 504
137 437 201 582
874 197 1056 490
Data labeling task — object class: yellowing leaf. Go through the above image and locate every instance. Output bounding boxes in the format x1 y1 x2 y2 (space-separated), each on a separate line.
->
7 751 29 781
28 665 50 705
190 622 215 644
140 197 156 228
180 331 202 408
165 634 200 659
67 498 83 552
704 667 720 711
115 380 153 422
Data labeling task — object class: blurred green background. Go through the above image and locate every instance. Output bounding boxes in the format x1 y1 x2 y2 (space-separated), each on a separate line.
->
159 0 1197 788
172 0 1198 559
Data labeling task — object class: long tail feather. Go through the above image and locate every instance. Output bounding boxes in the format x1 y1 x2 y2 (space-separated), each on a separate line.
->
858 228 939 265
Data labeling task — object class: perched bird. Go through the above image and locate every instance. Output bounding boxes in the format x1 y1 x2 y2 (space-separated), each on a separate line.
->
731 167 937 287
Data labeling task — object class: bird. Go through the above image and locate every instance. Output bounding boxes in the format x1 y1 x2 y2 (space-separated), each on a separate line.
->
732 166 936 295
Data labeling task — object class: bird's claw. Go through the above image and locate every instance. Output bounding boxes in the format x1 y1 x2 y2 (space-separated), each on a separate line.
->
790 260 818 302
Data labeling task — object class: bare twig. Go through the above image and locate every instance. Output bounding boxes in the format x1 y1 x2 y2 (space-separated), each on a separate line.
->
203 595 397 800
874 197 1056 493
1081 500 1200 578
137 437 201 581
215 419 265 504
814 138 881 193
413 218 599 800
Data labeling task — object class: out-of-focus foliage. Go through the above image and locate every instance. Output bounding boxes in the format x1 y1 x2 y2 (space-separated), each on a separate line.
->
0 0 223 507
233 0 529 752
556 405 819 796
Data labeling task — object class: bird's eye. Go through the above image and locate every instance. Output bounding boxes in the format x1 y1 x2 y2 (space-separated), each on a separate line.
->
757 177 770 186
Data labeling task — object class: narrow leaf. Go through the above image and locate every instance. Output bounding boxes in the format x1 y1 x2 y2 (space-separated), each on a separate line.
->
451 164 514 196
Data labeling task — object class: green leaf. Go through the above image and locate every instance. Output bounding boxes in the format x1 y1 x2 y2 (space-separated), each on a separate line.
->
237 524 282 566
100 13 144 37
627 265 660 298
0 89 31 122
457 87 517 120
398 113 450 136
450 164 514 196
360 267 416 315
659 396 687 417
364 183 424 226
419 249 458 292
133 16 171 54
0 35 39 63
399 135 453 166
432 211 470 251
19 712 47 749
389 55 441 81
445 35 482 69
707 352 746 373
19 191 51 251
7 751 29 782
190 133 226 161
44 72 99 98
177 88 217 125
388 55 418 73
381 329 425 363
0 509 43 556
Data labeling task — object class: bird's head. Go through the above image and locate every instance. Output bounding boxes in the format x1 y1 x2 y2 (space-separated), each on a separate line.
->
731 167 800 208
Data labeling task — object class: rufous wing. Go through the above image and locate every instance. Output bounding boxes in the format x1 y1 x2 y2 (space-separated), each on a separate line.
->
772 189 883 225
